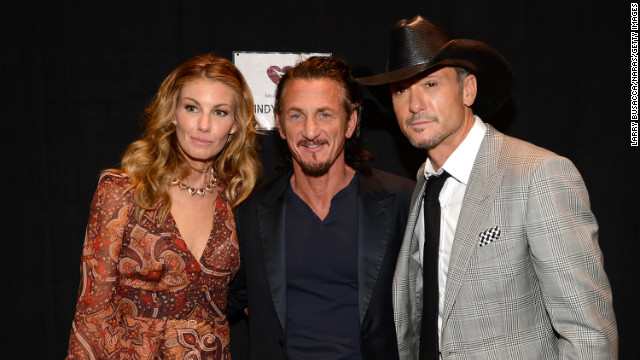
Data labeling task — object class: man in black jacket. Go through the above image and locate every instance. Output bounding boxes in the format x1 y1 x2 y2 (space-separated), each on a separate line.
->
228 56 415 360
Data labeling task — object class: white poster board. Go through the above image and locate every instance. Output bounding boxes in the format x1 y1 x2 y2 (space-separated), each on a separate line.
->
233 51 331 129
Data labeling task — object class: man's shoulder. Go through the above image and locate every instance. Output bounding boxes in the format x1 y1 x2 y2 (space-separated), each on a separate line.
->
365 168 416 194
488 126 566 165
238 172 290 208
487 127 581 177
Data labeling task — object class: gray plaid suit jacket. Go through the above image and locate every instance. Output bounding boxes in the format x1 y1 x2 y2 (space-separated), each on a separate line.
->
393 124 618 360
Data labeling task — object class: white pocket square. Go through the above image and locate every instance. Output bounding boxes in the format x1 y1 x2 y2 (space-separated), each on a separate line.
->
479 226 501 247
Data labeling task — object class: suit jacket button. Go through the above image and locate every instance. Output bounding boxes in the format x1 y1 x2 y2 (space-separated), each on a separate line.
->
279 339 285 347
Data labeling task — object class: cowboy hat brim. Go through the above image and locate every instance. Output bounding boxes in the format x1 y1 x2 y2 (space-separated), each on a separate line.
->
355 39 515 117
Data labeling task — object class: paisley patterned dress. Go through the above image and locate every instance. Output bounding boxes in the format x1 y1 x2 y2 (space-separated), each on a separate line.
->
67 172 239 360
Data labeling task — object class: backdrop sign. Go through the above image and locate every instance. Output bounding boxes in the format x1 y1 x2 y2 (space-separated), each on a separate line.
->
233 51 331 129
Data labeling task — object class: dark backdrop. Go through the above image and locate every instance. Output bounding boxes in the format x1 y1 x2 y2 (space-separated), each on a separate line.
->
1 1 636 358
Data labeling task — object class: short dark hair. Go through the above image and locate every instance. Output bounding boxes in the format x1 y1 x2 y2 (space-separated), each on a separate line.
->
274 56 372 175
454 66 470 92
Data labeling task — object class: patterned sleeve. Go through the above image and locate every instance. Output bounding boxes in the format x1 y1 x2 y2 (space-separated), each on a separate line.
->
526 156 618 359
67 173 133 359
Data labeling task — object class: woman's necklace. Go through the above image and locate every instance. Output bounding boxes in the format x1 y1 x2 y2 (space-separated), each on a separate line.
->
171 167 217 196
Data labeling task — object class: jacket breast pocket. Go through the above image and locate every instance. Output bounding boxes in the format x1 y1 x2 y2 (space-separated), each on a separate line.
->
473 226 530 273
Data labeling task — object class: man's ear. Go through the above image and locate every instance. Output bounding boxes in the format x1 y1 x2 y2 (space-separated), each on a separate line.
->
463 74 478 107
276 114 286 139
345 109 358 139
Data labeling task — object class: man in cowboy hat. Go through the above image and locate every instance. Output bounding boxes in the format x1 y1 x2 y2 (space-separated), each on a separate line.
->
356 15 617 360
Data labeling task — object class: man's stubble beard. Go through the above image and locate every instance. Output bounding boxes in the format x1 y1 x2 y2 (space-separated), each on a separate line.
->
404 114 449 150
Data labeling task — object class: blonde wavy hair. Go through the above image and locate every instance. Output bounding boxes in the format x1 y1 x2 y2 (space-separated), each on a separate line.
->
113 53 261 223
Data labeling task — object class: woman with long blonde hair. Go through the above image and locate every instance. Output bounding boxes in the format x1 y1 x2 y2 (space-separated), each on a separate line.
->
67 53 261 359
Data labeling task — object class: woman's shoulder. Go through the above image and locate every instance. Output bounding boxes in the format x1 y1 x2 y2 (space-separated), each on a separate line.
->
96 170 131 192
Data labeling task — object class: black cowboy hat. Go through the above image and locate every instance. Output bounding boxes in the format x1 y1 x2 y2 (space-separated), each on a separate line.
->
355 15 514 117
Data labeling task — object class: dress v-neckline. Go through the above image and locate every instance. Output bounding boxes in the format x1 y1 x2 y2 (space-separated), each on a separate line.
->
167 207 217 264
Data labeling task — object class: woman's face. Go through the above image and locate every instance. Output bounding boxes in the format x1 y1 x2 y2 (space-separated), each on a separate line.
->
173 78 238 169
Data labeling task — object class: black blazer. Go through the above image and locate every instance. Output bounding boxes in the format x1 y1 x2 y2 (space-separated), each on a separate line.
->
228 168 415 360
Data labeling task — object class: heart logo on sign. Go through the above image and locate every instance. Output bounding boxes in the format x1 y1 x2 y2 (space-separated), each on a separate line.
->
266 66 292 85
